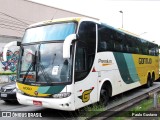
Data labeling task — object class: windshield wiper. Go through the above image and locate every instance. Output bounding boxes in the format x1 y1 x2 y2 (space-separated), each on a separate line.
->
36 46 51 84
22 63 34 83
22 52 36 83
37 62 51 84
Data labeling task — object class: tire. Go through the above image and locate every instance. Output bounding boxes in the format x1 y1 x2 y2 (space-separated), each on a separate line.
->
99 88 109 106
151 73 155 86
146 74 152 88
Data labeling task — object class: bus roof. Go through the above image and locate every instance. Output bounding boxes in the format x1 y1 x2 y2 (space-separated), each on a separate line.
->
28 17 100 28
118 28 140 37
29 17 100 28
100 22 139 37
27 17 156 45
29 17 82 27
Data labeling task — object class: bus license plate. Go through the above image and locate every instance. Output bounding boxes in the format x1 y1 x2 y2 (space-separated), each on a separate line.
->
1 94 7 97
33 100 42 106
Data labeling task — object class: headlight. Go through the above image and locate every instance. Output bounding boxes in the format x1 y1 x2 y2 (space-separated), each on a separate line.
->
16 88 24 94
52 92 71 98
12 88 16 92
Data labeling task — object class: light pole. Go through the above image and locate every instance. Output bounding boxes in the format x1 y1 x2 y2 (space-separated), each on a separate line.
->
119 10 123 28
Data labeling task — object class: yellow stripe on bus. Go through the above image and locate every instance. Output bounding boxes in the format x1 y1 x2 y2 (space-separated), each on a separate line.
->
17 82 50 97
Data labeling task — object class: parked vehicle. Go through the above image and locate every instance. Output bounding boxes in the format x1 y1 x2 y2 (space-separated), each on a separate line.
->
0 82 17 103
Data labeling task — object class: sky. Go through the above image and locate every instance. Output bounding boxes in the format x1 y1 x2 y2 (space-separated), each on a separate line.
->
30 0 160 45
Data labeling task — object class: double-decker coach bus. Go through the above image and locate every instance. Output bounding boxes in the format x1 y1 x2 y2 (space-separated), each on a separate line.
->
3 17 159 111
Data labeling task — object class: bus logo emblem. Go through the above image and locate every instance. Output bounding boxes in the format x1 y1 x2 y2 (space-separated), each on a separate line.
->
78 88 94 103
34 91 38 96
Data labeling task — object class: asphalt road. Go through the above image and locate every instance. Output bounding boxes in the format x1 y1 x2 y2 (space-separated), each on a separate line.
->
0 100 83 120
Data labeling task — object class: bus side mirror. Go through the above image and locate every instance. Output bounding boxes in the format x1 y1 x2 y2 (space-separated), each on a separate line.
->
3 41 21 61
63 34 77 59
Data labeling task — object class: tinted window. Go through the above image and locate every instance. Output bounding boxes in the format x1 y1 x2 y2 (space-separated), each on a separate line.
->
78 21 96 54
98 25 114 51
75 21 96 82
98 24 158 56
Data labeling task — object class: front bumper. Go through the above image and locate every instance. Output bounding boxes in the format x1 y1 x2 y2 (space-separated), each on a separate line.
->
17 92 75 111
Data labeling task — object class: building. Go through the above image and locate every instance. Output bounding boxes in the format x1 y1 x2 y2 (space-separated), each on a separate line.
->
0 0 96 37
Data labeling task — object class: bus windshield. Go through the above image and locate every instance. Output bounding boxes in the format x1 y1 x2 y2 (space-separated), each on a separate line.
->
22 22 76 43
18 43 72 84
17 22 76 85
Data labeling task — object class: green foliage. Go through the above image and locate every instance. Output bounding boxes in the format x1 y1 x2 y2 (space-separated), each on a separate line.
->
78 103 105 120
112 96 158 120
130 99 153 112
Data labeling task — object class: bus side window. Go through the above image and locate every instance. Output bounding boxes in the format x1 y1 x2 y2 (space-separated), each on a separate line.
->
148 43 158 56
155 47 159 56
98 24 113 52
98 41 107 51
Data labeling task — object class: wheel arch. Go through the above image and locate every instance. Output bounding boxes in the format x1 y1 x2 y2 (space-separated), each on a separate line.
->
98 79 112 101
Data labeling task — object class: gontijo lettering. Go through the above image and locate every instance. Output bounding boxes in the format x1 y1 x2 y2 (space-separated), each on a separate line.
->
139 58 152 64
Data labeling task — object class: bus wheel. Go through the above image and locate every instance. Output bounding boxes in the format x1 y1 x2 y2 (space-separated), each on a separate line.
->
151 73 155 86
146 74 152 88
100 88 109 106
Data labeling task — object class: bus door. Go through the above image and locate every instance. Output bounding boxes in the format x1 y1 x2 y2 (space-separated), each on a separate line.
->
74 41 98 109
74 21 97 109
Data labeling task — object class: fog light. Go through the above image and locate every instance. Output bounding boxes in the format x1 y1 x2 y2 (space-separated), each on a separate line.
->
66 103 69 106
